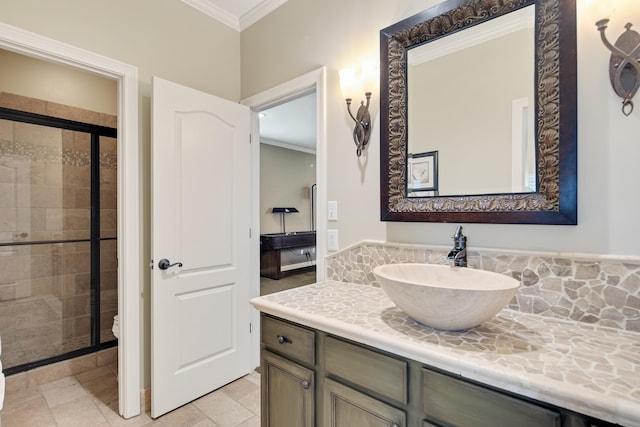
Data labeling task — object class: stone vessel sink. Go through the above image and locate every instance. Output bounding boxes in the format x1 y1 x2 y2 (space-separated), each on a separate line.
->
373 263 519 331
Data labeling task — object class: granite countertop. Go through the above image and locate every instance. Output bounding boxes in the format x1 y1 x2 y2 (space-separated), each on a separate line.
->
250 280 640 426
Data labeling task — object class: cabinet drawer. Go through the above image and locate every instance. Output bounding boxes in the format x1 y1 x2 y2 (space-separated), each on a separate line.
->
422 368 561 427
261 315 315 365
324 336 407 405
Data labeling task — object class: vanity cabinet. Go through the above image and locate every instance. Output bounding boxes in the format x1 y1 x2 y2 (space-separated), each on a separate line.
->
260 316 315 427
260 314 619 427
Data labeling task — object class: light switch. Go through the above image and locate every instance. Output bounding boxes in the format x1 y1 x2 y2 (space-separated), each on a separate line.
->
328 201 338 221
327 229 339 251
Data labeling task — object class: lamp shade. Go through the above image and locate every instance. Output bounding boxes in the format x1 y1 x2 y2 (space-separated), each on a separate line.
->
339 67 361 100
585 0 617 23
272 207 299 213
360 60 378 94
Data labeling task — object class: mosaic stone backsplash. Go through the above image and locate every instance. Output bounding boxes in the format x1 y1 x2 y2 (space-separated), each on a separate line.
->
326 241 640 333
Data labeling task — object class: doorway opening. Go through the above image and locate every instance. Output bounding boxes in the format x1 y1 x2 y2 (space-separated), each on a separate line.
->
1 23 141 418
242 67 327 369
258 91 317 295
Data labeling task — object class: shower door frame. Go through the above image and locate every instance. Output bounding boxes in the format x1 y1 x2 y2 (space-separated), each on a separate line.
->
0 107 118 375
0 23 141 419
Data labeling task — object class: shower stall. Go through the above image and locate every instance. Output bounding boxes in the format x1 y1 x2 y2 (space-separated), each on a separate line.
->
0 102 118 375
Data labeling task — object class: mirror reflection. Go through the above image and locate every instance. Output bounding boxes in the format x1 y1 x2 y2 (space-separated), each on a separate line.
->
380 0 578 224
407 5 535 197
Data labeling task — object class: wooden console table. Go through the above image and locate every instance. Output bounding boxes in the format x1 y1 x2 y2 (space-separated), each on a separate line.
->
260 231 316 280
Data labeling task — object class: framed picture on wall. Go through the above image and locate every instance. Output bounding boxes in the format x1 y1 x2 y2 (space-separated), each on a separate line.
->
407 150 438 196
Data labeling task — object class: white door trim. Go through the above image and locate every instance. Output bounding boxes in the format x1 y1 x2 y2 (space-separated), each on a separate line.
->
242 67 327 369
0 22 141 419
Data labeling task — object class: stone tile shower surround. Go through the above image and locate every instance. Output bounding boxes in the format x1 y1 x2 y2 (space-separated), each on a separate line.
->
326 241 640 333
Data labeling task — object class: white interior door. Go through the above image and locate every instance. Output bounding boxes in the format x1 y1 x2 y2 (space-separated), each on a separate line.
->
151 76 251 418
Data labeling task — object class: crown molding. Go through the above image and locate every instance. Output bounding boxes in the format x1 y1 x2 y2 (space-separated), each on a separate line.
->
261 137 316 155
182 0 240 31
182 0 288 32
240 0 288 31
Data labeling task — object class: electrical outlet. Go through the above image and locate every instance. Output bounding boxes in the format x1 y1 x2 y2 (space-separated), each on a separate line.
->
328 201 338 221
327 229 339 251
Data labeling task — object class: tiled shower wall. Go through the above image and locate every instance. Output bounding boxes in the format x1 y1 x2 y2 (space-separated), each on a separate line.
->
326 241 640 333
0 92 117 368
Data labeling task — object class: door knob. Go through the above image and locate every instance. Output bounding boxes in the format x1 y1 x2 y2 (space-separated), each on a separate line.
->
158 259 183 270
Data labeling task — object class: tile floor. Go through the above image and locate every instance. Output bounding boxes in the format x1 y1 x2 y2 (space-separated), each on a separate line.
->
0 265 317 427
259 266 316 295
0 361 261 427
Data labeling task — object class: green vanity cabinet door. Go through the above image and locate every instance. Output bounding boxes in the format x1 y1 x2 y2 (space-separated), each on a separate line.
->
323 378 406 427
421 368 561 427
261 350 314 427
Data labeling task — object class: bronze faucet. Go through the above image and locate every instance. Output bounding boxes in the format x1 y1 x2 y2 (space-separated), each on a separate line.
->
447 225 467 267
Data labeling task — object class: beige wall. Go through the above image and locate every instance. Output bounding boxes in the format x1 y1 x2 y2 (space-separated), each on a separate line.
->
242 0 424 250
0 0 240 101
1 0 241 389
0 49 117 115
260 143 316 234
242 0 640 257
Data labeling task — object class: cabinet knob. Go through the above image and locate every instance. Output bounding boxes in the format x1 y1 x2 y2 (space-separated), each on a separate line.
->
302 380 310 390
277 335 292 344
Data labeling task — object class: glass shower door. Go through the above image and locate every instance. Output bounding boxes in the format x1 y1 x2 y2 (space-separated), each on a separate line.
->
0 113 117 373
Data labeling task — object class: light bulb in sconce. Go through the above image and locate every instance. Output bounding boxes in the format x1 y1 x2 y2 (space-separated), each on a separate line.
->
339 62 378 157
590 0 640 115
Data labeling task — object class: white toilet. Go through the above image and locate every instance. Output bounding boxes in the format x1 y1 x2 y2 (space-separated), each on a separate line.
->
112 314 120 339
1 336 5 410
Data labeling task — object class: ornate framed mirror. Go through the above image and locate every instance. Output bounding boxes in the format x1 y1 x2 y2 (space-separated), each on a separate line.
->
380 0 577 224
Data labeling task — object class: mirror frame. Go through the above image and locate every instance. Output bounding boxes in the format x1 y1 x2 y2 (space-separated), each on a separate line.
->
380 0 577 224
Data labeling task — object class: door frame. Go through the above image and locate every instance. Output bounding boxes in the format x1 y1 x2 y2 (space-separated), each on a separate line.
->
242 67 327 368
0 22 141 418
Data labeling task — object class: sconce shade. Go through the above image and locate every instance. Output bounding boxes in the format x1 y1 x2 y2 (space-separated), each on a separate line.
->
360 61 378 93
339 68 360 100
585 0 616 23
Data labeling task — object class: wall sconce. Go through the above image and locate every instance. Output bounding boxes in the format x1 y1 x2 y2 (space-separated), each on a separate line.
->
594 6 640 115
272 207 298 234
339 63 377 156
